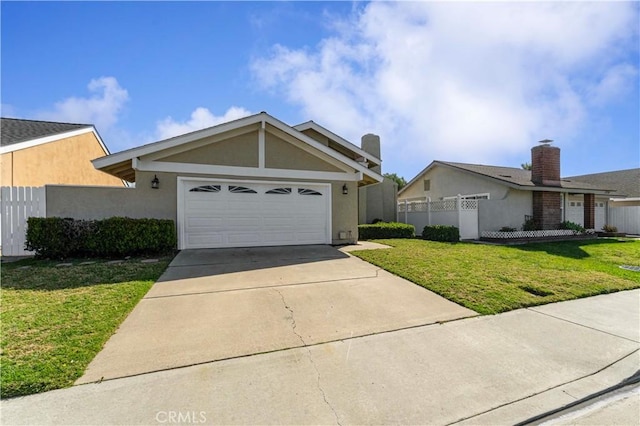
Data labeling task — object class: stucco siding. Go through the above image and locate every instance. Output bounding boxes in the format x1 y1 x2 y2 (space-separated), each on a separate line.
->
156 132 259 167
400 166 511 201
478 190 532 232
359 178 398 224
1 133 123 187
47 170 358 245
265 133 343 172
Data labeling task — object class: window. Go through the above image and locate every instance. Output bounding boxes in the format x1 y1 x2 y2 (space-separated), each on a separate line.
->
190 185 221 192
229 186 257 194
570 202 576 207
298 188 322 196
443 193 490 200
423 179 431 191
266 187 292 195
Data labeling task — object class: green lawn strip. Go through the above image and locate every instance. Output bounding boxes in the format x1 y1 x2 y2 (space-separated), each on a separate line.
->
1 257 172 398
351 239 640 315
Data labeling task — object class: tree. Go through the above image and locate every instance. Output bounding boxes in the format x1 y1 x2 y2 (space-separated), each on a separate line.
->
521 162 532 170
383 172 407 190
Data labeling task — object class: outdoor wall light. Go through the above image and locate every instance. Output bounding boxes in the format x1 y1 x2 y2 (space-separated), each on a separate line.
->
151 175 160 189
342 183 348 195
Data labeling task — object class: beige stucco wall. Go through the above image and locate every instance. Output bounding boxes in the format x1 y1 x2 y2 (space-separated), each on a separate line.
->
400 165 511 201
1 132 124 187
47 171 359 245
478 189 532 232
265 133 342 172
359 178 398 224
156 133 259 167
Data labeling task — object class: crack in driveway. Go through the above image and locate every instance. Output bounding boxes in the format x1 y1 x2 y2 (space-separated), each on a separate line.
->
273 289 342 425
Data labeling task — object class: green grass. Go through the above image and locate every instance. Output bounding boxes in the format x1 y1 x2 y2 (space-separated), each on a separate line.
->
0 256 173 399
352 238 640 315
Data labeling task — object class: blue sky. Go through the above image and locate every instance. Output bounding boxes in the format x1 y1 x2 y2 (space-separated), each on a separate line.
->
2 1 638 180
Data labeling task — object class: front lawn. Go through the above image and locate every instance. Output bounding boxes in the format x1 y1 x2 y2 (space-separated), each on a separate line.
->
352 238 640 315
1 256 172 399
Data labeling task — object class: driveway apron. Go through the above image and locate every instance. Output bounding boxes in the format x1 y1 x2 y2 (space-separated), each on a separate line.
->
78 244 476 383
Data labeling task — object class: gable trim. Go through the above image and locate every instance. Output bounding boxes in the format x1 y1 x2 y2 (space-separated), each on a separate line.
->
136 159 363 182
0 126 109 155
293 121 381 166
94 111 383 184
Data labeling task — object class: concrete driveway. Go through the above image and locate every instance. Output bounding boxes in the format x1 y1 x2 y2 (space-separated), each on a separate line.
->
78 244 475 383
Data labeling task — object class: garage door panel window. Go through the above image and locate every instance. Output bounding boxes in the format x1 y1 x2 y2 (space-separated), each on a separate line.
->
298 188 322 196
229 186 257 194
266 187 292 195
189 185 221 193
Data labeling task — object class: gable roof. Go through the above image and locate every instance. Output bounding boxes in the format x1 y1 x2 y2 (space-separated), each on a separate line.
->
564 168 640 198
293 120 381 169
93 111 383 184
400 160 618 196
0 117 110 156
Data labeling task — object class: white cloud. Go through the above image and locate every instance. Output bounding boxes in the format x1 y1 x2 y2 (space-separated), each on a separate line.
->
155 106 253 140
36 77 129 129
252 2 638 174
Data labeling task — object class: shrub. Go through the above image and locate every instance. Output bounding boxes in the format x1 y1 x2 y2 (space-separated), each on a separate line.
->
358 222 415 240
522 218 537 231
499 226 517 232
558 220 585 234
26 217 176 259
602 224 618 233
422 225 460 242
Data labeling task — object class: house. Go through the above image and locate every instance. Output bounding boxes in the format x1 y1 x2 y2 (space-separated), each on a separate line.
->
398 142 636 237
0 118 124 187
46 112 384 249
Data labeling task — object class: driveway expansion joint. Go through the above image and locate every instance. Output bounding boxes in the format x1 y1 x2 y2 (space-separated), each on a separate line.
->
526 307 640 343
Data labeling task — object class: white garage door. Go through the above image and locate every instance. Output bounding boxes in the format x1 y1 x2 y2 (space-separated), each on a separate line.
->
179 179 331 249
566 200 606 230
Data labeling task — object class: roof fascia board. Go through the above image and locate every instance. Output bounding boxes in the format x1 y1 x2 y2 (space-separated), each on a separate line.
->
398 161 437 196
0 126 94 154
136 159 363 182
293 121 381 166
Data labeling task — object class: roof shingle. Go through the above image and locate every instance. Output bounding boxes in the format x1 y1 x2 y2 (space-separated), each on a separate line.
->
1 117 91 147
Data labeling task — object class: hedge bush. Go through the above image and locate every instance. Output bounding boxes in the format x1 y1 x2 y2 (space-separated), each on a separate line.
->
422 225 460 242
26 217 176 259
358 222 415 240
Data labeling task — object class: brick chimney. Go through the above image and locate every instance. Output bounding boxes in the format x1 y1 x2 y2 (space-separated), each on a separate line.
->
531 140 560 186
531 139 562 230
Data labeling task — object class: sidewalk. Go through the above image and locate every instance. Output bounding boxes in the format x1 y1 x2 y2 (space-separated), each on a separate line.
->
2 289 638 425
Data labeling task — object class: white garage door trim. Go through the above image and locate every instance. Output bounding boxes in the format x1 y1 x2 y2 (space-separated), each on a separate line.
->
177 177 332 249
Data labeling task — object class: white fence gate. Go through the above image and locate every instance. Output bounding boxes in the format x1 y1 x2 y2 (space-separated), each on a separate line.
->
1 187 46 256
398 196 479 240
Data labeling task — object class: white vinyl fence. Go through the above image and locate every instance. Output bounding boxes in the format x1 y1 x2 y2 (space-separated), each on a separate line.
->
398 196 479 239
609 206 640 235
1 187 46 256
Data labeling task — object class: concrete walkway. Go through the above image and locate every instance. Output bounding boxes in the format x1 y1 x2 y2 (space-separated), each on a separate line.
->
77 244 475 383
2 245 638 425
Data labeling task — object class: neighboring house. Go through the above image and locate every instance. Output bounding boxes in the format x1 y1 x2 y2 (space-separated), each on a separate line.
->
46 112 384 249
398 142 637 237
0 118 124 187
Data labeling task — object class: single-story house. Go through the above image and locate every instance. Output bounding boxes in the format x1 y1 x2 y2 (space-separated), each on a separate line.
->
46 112 384 249
0 117 125 187
398 142 637 237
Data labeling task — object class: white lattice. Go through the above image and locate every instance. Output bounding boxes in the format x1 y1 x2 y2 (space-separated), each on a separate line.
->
430 199 457 212
461 199 478 210
482 229 581 239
